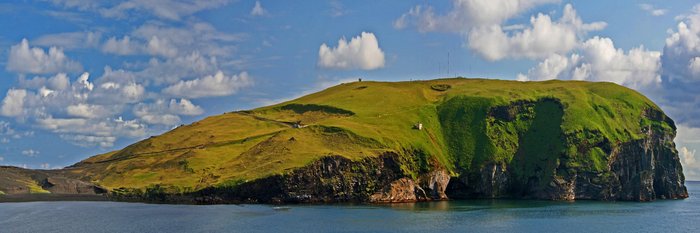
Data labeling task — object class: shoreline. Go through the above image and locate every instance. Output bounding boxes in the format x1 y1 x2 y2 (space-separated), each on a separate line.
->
0 194 110 203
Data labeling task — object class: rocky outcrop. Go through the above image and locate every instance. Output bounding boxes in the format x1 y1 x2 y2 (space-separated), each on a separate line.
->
608 126 687 201
0 166 106 195
39 177 107 195
155 153 451 204
369 178 417 203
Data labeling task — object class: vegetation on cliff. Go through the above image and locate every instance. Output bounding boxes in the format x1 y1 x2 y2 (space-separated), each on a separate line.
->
1 78 685 202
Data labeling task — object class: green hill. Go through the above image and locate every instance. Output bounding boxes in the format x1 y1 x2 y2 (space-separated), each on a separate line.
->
3 78 688 203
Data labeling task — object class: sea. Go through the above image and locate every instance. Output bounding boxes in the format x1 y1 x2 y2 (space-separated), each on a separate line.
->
2 182 700 233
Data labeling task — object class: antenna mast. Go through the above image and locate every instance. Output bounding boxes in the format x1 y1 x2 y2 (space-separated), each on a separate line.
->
447 52 450 76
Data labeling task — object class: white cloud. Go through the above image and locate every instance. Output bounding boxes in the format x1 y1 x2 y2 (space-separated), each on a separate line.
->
318 32 386 70
0 121 31 143
102 36 141 55
66 104 112 119
689 57 700 75
40 163 50 169
639 3 667 16
0 89 27 117
518 37 661 89
6 39 83 74
467 4 606 60
250 1 267 16
34 31 102 50
0 156 3 162
38 116 146 148
0 72 150 147
168 99 204 115
124 22 243 58
163 71 252 98
394 0 560 32
90 68 145 105
663 8 700 82
47 0 99 11
658 5 700 129
98 0 230 21
678 124 700 144
133 99 204 125
21 149 39 157
137 52 220 85
59 134 117 148
680 147 700 179
146 36 178 58
18 73 71 91
136 114 181 126
328 0 348 17
395 2 604 61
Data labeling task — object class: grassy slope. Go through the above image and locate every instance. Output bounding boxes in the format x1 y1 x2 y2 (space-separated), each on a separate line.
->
66 78 667 192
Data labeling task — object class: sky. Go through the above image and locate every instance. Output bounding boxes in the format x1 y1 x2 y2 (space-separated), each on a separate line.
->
0 0 700 180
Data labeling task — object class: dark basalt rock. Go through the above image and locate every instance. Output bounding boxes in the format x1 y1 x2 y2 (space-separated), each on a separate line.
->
187 154 450 204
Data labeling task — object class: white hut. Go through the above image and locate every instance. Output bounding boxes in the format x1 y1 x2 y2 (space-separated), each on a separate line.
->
414 122 423 130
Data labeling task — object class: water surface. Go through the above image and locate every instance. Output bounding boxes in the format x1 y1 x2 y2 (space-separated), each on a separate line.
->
2 182 700 233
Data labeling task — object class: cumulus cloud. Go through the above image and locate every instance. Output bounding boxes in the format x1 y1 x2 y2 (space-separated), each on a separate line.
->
21 149 39 157
6 39 83 74
98 0 230 21
662 7 700 82
468 4 606 60
39 116 146 147
90 67 145 105
100 22 243 58
0 89 28 117
102 36 141 55
250 1 267 16
133 99 204 125
147 36 178 58
163 71 252 98
47 0 99 11
18 73 71 90
518 37 661 89
59 134 116 148
639 3 667 16
658 5 700 129
66 104 112 118
394 0 559 32
395 2 604 61
0 121 32 143
138 52 220 85
678 124 700 145
34 31 102 50
0 72 149 147
318 32 385 70
680 147 700 179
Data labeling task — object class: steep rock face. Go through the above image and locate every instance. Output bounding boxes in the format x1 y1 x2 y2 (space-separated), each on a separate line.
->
39 177 107 195
609 127 687 201
186 154 450 204
0 166 106 195
444 101 688 201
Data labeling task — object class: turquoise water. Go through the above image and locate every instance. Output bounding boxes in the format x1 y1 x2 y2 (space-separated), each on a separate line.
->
2 182 700 233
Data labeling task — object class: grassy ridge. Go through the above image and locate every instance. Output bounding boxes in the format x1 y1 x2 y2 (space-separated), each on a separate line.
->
64 78 670 193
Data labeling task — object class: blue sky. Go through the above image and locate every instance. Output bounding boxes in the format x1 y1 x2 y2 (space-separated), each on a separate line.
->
1 0 700 179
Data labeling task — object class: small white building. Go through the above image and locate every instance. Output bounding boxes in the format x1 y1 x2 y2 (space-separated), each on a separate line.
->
414 123 423 130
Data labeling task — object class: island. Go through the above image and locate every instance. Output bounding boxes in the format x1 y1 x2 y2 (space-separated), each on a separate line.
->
0 78 688 204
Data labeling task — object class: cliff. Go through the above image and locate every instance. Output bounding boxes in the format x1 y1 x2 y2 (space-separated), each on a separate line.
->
0 78 688 203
